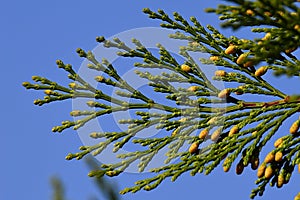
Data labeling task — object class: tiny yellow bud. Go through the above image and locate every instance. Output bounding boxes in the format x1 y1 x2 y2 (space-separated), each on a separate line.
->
144 185 151 191
294 24 300 31
275 151 283 162
218 89 231 98
188 86 200 92
90 132 99 138
189 142 199 154
236 53 247 65
298 164 300 173
264 12 272 17
179 118 188 123
44 90 52 95
277 174 285 188
181 64 192 72
290 120 300 134
294 192 300 200
106 170 117 177
209 56 220 61
229 125 239 137
172 128 179 137
255 66 268 77
70 110 81 116
208 117 218 125
235 85 244 95
65 153 73 160
264 165 273 179
262 32 271 41
277 11 284 17
224 44 237 54
211 128 222 142
264 152 275 163
257 163 266 178
199 128 209 140
86 101 96 107
95 76 105 82
69 82 76 89
252 131 258 136
274 137 284 148
246 9 254 16
214 70 227 77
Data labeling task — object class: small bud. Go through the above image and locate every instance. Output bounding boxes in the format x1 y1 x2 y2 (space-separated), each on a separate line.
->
215 70 227 77
229 125 239 137
86 101 96 107
22 82 30 88
294 192 300 200
172 128 179 137
290 120 300 134
199 128 209 140
69 82 76 89
262 33 271 41
208 117 218 125
106 170 117 177
274 137 284 148
257 163 266 178
264 152 275 163
181 64 192 72
179 118 188 123
70 110 81 116
246 9 254 16
65 153 73 160
236 161 244 175
294 24 300 31
188 86 200 92
144 185 151 191
96 36 105 43
277 174 285 188
252 131 258 136
44 90 52 95
264 12 272 17
255 66 268 76
209 56 220 61
189 142 199 154
31 76 40 81
218 89 231 98
264 165 273 179
211 128 222 142
236 53 247 65
251 157 259 170
79 146 87 150
298 164 300 173
76 48 87 57
90 132 99 138
235 85 244 95
275 151 283 162
224 44 237 54
95 76 105 82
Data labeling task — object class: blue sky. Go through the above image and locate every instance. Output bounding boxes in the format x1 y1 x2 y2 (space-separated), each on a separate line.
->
1 0 299 199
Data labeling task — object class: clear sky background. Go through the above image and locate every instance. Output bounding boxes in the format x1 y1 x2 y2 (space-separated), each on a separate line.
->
1 0 299 200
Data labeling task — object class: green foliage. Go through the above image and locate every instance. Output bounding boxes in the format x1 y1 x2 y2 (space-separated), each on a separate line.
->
23 0 300 199
51 177 66 200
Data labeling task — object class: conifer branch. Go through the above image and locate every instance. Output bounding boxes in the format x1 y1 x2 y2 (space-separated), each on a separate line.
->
23 1 300 199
